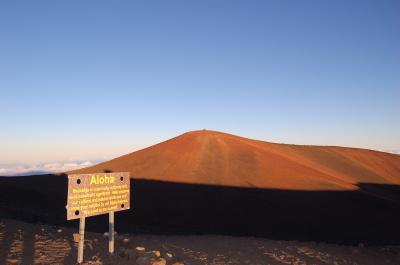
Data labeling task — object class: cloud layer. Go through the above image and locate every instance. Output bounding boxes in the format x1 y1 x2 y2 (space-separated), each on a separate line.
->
0 161 95 176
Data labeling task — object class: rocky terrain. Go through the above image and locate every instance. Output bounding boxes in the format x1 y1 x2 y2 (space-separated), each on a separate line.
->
1 218 400 265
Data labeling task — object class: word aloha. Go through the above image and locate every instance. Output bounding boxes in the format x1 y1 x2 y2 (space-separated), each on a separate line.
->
90 175 115 185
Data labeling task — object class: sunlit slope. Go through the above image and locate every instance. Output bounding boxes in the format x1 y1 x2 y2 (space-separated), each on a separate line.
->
72 130 400 190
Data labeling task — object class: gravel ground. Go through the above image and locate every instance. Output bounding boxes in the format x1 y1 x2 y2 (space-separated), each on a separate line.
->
0 218 399 265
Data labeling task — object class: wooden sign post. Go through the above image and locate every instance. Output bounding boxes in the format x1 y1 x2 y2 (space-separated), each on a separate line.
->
109 211 115 254
78 217 85 263
66 172 130 263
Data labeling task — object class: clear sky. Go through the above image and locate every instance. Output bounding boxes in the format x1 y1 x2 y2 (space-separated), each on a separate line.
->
0 1 399 173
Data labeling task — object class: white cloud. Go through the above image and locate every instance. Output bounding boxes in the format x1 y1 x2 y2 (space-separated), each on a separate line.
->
383 149 400 155
0 161 95 176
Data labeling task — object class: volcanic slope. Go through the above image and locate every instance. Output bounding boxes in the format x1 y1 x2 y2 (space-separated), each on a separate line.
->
72 130 400 191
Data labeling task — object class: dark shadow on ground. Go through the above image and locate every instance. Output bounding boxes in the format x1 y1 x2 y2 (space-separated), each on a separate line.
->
0 174 399 245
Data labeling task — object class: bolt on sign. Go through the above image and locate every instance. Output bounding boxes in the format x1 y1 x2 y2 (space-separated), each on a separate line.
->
67 172 130 263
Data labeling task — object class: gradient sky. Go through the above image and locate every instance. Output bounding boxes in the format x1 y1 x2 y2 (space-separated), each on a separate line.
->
1 0 399 167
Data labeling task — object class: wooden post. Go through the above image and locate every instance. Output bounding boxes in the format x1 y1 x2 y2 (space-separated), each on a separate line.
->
78 216 85 263
109 211 115 254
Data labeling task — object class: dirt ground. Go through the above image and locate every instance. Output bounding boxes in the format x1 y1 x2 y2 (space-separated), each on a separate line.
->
0 218 399 265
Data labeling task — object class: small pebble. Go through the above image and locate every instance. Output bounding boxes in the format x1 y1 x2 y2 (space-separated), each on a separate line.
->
152 258 166 265
136 246 146 252
73 233 80 243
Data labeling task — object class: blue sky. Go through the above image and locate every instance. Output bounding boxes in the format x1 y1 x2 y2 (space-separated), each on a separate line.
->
0 0 399 171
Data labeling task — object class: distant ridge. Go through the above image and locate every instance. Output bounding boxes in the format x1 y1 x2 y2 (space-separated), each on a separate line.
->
71 130 400 191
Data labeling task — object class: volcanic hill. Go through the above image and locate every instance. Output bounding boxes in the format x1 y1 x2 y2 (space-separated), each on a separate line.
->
72 130 400 191
2 130 400 245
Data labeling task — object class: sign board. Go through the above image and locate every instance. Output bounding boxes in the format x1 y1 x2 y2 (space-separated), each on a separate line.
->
67 172 130 220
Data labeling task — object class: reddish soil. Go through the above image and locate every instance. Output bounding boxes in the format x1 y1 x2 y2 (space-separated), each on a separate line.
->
73 130 400 191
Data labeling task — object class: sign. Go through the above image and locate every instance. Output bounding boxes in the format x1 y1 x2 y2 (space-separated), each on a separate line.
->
66 172 130 263
67 172 130 220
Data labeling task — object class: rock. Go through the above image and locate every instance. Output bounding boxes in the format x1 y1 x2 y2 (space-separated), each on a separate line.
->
164 252 176 263
73 233 80 243
118 247 125 255
135 246 146 256
118 247 127 257
136 256 154 265
86 240 94 250
152 258 166 265
119 247 136 259
172 262 184 265
103 231 117 238
57 229 62 233
123 238 129 244
152 250 161 257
